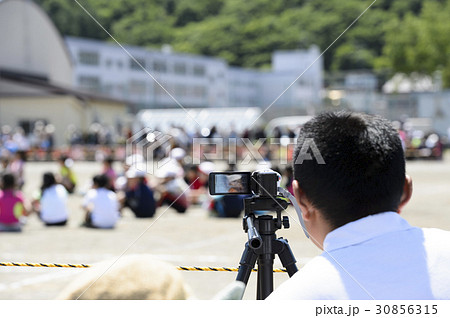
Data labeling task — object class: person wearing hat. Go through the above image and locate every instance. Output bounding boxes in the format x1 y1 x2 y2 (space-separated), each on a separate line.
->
170 148 186 175
121 168 156 218
155 164 189 213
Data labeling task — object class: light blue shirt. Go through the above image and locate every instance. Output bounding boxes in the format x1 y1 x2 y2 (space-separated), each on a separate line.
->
268 212 450 300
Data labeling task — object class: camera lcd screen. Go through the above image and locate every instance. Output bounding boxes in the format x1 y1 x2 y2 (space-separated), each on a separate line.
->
209 172 252 195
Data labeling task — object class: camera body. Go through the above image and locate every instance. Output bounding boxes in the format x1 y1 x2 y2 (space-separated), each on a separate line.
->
208 169 281 198
250 170 280 197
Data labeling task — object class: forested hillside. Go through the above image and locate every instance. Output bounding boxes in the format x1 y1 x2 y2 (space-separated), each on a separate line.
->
35 0 450 86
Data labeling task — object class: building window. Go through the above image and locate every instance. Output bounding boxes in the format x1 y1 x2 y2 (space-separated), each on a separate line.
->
117 60 123 69
78 51 99 66
154 82 168 96
130 57 146 71
78 76 101 92
193 65 205 77
153 60 167 73
174 84 187 97
128 80 147 95
174 62 186 75
103 84 114 94
105 59 112 68
192 85 207 98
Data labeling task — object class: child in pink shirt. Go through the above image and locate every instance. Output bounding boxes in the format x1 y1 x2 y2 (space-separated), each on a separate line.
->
0 174 30 232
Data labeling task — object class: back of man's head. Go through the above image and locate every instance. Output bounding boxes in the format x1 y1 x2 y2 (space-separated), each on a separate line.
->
293 111 405 229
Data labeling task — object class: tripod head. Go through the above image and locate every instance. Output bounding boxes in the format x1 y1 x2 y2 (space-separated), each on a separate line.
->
242 195 290 250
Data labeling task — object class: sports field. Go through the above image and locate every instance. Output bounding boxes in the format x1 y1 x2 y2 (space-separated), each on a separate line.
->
1 156 450 300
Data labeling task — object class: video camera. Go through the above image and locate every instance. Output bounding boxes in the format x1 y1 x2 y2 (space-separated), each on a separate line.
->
208 170 281 198
208 168 309 237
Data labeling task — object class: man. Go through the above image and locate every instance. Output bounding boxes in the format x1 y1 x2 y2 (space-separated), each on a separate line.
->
268 111 450 300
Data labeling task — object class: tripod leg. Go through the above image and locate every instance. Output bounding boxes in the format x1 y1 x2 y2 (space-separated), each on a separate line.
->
257 255 274 300
236 243 258 287
275 238 298 277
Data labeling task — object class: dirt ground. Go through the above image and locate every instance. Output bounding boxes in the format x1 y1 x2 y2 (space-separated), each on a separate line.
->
1 155 450 300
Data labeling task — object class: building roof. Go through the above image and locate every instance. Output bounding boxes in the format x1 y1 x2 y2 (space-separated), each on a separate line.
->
0 68 129 105
0 0 73 85
65 36 227 64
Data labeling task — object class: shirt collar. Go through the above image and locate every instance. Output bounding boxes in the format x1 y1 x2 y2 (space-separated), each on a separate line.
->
323 212 413 252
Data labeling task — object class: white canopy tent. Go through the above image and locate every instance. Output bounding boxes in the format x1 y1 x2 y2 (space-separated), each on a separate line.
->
136 107 262 134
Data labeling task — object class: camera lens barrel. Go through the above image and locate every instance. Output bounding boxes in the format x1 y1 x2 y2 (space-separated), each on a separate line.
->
246 217 262 249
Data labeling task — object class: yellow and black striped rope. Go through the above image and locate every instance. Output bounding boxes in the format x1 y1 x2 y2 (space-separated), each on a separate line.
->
0 262 90 269
176 266 287 273
0 262 288 272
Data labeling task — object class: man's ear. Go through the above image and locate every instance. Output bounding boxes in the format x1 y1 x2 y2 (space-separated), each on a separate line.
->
398 175 413 213
292 180 314 221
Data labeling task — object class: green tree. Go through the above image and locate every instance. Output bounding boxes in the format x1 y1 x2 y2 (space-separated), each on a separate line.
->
33 0 450 80
379 0 450 86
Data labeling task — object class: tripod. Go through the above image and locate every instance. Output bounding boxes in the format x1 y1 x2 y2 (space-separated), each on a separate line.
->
236 196 298 299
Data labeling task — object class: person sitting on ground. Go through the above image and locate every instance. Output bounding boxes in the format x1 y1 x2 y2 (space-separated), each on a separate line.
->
120 168 156 218
0 173 30 232
208 194 246 218
102 156 117 191
168 147 186 178
58 155 77 194
184 165 205 205
114 154 145 192
267 111 450 300
155 168 189 214
82 174 119 229
9 151 26 190
0 157 10 182
32 172 69 226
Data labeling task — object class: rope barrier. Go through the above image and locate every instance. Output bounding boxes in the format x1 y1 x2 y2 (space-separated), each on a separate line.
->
0 262 287 272
176 266 287 272
0 262 90 269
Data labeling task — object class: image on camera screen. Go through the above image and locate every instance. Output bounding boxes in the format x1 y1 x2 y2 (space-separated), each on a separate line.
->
214 173 249 194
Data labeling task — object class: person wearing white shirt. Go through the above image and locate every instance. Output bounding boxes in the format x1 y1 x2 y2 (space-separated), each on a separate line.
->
267 111 450 300
82 174 119 229
34 172 69 226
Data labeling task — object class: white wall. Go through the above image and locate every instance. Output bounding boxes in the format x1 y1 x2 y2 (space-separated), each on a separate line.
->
0 0 72 85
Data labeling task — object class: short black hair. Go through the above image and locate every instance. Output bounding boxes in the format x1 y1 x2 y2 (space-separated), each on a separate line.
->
1 173 16 190
103 156 114 165
41 172 56 193
93 174 109 189
293 111 405 229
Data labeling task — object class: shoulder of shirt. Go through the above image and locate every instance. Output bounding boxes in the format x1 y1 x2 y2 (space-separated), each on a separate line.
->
107 190 118 198
268 255 345 300
85 189 97 197
14 190 25 201
55 184 65 191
